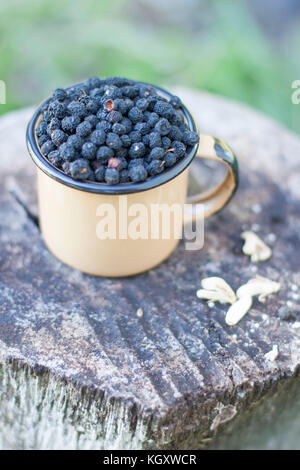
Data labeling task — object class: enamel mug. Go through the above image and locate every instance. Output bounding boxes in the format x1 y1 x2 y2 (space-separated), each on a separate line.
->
27 84 238 277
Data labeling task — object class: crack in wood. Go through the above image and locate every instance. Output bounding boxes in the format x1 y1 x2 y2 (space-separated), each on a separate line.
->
9 189 40 229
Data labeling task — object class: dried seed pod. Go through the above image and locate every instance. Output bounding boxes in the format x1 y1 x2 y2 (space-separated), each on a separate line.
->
201 277 237 304
196 289 229 303
236 275 280 302
225 296 253 326
241 231 272 262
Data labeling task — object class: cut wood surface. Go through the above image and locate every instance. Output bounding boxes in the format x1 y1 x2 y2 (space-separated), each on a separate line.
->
0 88 299 449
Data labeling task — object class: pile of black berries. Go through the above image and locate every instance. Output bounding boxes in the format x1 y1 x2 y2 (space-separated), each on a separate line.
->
36 77 199 184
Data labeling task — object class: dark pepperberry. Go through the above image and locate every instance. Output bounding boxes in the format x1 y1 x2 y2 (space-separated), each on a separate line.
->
82 142 97 160
128 158 144 169
78 94 90 106
161 136 171 149
47 118 61 135
112 123 126 135
149 147 164 160
129 130 142 143
70 159 92 180
53 88 67 101
106 77 133 87
182 131 199 146
138 85 154 98
153 101 173 119
134 122 150 135
107 110 122 123
172 141 186 157
59 142 76 160
147 112 159 128
49 100 66 119
36 121 48 137
168 125 182 141
124 98 134 111
38 135 50 147
113 98 128 114
179 122 189 132
129 165 147 183
94 165 105 182
96 120 111 133
117 156 128 168
67 101 87 119
120 169 129 183
122 86 137 99
103 85 122 99
76 121 92 137
67 134 83 150
62 161 71 174
97 109 108 120
155 118 171 136
51 129 67 146
146 96 158 111
148 131 161 148
164 152 177 167
86 77 102 89
90 129 106 145
129 142 146 158
143 111 151 121
147 159 165 176
105 168 120 185
135 98 148 111
90 87 104 98
48 150 63 167
121 134 131 148
128 107 143 123
42 110 51 123
169 95 182 108
120 117 132 133
142 134 150 146
67 86 87 101
97 146 114 162
115 148 128 159
85 115 98 128
41 140 56 156
106 132 122 150
61 115 80 133
170 110 184 126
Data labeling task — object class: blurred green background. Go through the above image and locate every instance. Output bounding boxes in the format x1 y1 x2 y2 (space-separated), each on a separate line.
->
0 0 299 133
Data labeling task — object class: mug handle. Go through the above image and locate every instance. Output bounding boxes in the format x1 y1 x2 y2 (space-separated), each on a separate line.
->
184 134 239 224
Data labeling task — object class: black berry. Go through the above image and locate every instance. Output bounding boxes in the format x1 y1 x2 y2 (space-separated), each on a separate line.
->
129 165 147 182
41 140 56 156
97 146 114 162
51 129 67 146
129 142 146 159
105 168 119 185
70 159 92 180
82 142 97 160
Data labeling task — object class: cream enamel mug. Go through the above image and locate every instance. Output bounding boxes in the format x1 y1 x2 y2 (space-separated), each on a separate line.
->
27 83 238 277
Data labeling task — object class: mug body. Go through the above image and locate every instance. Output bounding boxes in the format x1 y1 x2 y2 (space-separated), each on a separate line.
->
27 81 199 277
37 167 188 276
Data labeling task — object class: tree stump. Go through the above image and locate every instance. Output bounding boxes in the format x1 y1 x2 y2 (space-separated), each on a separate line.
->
0 88 299 449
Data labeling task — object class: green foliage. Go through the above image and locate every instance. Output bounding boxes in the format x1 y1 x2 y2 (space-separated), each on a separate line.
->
0 0 298 133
